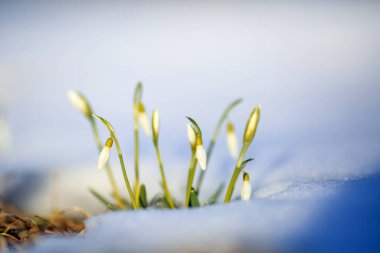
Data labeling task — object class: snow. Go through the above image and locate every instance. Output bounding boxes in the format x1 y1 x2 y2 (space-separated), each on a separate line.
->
23 181 332 253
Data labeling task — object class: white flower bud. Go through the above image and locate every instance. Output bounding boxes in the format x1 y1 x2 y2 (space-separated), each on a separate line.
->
137 103 151 136
98 138 113 170
243 105 261 144
196 144 207 170
152 109 159 141
67 90 91 117
241 172 251 201
226 122 239 158
187 124 196 147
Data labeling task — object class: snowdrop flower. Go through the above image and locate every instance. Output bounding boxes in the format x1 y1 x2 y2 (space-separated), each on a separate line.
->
241 172 251 201
98 137 113 170
67 90 92 118
152 109 159 143
137 103 151 136
196 138 207 170
243 105 261 144
187 124 196 149
226 121 239 158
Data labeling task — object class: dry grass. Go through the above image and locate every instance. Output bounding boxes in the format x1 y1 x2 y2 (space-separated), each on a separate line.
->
0 201 85 251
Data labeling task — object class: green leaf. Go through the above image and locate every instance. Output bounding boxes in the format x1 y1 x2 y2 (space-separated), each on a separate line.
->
186 116 203 139
139 184 148 208
89 188 118 211
190 189 200 207
133 82 143 105
240 158 254 171
210 98 243 143
208 182 225 205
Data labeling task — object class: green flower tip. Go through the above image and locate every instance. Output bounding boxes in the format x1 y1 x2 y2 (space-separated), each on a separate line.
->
243 171 250 181
241 171 251 201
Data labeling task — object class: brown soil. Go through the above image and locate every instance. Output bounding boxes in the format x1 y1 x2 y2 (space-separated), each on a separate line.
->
0 201 85 251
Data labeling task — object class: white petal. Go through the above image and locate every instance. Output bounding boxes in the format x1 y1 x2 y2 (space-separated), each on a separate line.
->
152 110 159 136
98 146 111 170
67 90 88 116
139 112 151 136
187 124 196 146
241 181 252 201
196 145 207 170
227 131 239 158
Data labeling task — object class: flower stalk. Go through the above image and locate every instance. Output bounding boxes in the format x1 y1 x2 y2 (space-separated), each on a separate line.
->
151 110 175 208
67 90 123 209
185 118 206 207
133 82 143 207
93 114 137 209
224 105 260 203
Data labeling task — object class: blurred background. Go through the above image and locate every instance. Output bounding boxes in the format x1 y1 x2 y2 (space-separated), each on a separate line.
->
0 0 379 250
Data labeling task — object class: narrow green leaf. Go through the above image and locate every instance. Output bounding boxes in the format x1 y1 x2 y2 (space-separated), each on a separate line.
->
89 188 118 211
186 116 203 139
208 182 225 205
133 82 143 105
161 195 171 209
139 184 148 208
240 158 254 171
190 189 200 207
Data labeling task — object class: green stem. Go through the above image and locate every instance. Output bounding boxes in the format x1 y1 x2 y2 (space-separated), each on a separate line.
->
224 143 248 203
185 151 197 207
90 118 123 209
153 143 175 208
133 108 140 208
113 134 137 209
195 141 214 194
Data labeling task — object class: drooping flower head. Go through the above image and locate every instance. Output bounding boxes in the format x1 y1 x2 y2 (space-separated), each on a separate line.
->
137 102 151 136
186 117 207 170
241 171 251 201
186 123 196 150
98 137 113 170
226 121 239 158
67 90 92 118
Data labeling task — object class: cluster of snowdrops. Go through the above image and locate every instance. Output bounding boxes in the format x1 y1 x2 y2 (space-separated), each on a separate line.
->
67 83 260 210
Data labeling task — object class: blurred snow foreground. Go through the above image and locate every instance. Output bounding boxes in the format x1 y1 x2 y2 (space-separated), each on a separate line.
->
23 179 336 253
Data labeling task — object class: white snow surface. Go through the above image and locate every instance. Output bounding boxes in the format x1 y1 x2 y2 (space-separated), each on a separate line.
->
24 180 337 253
